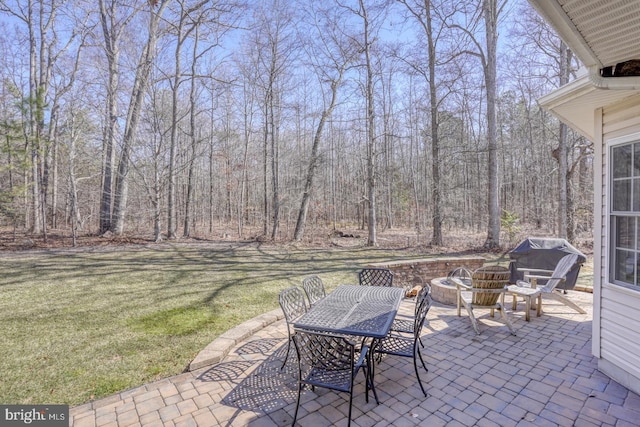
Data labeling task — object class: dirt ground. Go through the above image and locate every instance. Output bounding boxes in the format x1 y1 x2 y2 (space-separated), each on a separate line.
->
0 225 594 257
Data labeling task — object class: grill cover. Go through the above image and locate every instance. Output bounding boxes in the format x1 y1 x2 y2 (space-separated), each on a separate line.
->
508 237 586 290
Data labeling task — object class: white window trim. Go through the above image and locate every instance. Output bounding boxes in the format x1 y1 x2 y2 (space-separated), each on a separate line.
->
606 131 640 291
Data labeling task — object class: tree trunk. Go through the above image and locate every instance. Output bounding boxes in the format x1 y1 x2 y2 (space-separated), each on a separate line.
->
483 0 501 249
360 0 377 247
27 0 41 234
98 0 124 234
183 25 201 238
424 0 442 246
168 9 187 240
557 41 571 239
294 75 343 241
111 1 168 235
270 88 280 239
262 101 269 237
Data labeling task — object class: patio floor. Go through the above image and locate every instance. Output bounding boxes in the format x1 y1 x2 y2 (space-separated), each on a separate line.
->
70 290 640 427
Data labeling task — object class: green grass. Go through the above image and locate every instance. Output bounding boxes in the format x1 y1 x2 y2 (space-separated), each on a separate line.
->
0 243 430 405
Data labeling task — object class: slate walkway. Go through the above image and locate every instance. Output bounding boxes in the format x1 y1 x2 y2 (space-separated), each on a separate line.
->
70 290 640 426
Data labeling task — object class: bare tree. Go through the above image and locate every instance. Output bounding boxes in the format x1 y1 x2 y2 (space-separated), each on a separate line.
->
398 0 461 246
450 0 507 249
0 0 594 243
111 0 169 235
510 3 583 241
555 40 570 239
234 60 260 238
247 0 297 239
293 4 360 241
0 0 81 239
183 1 242 238
338 0 389 246
97 0 137 234
361 0 377 246
480 0 502 249
165 0 211 240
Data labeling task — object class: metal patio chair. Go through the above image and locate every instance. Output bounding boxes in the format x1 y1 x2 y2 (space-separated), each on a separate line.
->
291 330 374 427
278 286 307 370
358 268 394 287
301 275 326 307
390 284 431 348
374 290 433 397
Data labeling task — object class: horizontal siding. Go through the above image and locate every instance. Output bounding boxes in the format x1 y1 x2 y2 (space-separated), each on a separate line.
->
603 95 640 121
601 102 640 380
600 284 640 381
603 95 640 137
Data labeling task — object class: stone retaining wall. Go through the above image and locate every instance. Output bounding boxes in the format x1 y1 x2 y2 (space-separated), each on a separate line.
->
367 256 486 288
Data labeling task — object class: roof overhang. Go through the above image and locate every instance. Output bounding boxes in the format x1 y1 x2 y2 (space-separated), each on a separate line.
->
538 74 640 141
528 1 640 71
528 1 640 140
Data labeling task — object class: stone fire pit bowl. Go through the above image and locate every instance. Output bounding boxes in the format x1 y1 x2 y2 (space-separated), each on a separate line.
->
430 276 461 306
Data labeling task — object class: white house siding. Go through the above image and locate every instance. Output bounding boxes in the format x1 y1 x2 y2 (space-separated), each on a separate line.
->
599 97 640 394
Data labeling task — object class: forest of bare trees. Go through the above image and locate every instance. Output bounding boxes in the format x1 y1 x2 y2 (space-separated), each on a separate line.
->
0 0 592 248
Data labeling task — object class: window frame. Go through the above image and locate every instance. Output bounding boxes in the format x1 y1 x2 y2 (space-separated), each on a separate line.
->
608 133 640 290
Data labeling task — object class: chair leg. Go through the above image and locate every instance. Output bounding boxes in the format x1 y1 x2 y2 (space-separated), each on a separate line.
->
292 382 302 426
524 296 531 322
464 304 481 335
413 344 429 397
545 292 586 314
365 353 379 405
347 389 353 427
536 294 542 317
417 346 428 373
498 305 516 336
413 353 427 397
281 336 292 370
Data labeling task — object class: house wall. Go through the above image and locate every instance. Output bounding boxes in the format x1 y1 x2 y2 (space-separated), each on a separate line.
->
599 95 640 395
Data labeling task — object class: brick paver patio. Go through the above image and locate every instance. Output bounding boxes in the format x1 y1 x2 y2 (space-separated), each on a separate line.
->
70 290 640 426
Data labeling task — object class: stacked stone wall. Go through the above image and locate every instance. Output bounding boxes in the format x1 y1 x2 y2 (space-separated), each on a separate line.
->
368 257 485 288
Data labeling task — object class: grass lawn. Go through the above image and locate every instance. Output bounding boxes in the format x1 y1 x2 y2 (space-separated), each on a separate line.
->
0 242 433 405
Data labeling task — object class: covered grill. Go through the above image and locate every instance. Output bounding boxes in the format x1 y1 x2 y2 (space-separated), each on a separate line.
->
508 237 586 290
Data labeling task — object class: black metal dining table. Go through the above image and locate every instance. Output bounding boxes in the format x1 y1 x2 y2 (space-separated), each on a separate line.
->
293 284 405 338
292 284 405 403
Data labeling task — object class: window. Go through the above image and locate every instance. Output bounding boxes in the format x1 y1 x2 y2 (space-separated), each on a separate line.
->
610 141 640 287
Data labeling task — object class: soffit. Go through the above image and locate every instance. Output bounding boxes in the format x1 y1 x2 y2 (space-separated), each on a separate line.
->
529 0 640 69
529 0 640 140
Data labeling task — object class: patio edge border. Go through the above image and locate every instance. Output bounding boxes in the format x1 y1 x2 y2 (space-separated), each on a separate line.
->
188 308 285 371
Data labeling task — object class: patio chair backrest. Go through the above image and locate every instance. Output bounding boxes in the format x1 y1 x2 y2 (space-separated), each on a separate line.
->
471 265 510 306
293 331 356 391
540 254 579 292
302 275 326 307
414 291 433 337
358 268 394 287
415 284 431 315
279 286 307 323
291 330 366 426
